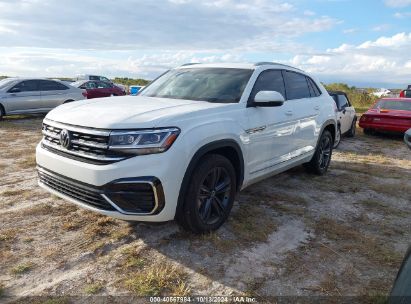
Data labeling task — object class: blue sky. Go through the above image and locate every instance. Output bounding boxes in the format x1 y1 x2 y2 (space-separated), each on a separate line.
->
0 0 410 87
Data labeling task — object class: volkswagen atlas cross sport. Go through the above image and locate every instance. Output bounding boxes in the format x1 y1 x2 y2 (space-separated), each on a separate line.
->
36 63 337 233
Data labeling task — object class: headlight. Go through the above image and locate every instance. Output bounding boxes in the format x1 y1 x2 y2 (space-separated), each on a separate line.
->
109 127 180 155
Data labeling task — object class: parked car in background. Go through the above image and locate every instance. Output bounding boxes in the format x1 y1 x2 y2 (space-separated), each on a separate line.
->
359 98 411 134
405 129 411 149
399 88 411 98
36 62 337 233
372 88 391 98
75 75 126 93
328 91 357 147
0 78 86 119
129 85 145 95
389 247 411 303
76 74 111 82
71 80 126 99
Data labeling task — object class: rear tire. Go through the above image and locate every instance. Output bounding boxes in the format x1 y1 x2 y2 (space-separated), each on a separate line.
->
333 127 341 148
305 130 333 176
347 118 356 137
0 106 4 120
177 154 237 234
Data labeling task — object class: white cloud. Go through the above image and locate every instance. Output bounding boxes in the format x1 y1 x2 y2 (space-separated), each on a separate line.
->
384 0 411 7
394 11 411 18
289 32 411 85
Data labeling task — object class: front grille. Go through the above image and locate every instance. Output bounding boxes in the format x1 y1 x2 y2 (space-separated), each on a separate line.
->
41 120 127 164
38 168 116 211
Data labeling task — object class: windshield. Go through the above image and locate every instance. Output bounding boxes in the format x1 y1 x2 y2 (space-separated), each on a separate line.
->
139 68 253 103
0 78 18 90
374 100 411 111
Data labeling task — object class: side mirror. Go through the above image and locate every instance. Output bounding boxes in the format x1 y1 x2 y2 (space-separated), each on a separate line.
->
252 91 285 107
9 87 21 93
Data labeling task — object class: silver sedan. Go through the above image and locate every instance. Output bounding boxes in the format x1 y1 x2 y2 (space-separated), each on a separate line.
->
0 78 86 119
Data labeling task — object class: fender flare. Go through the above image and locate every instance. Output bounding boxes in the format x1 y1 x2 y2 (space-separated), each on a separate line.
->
175 139 244 219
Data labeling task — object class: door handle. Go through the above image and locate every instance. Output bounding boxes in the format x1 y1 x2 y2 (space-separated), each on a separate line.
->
285 110 293 116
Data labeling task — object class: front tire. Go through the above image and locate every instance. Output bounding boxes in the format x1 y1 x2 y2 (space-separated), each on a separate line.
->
305 130 333 176
177 154 237 234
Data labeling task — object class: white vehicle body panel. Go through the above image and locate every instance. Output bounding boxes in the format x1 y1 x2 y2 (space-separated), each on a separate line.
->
36 63 337 222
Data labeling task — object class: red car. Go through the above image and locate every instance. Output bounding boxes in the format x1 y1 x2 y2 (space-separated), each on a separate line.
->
71 80 126 99
359 98 411 133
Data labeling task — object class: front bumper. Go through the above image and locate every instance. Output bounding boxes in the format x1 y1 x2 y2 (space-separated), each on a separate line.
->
36 142 186 222
359 121 411 133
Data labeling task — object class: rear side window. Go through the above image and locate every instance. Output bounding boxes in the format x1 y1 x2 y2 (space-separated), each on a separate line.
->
307 77 321 97
40 80 69 91
249 70 286 102
10 80 39 92
284 71 311 100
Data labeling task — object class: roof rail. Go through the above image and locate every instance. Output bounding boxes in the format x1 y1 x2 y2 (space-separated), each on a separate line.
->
180 63 201 67
254 62 303 71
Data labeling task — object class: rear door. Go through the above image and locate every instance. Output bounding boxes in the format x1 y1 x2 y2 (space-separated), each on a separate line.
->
96 81 113 97
5 80 42 113
336 94 354 133
283 71 319 154
39 80 70 109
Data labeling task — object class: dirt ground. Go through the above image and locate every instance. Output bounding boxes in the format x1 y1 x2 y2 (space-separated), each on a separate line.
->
0 115 410 303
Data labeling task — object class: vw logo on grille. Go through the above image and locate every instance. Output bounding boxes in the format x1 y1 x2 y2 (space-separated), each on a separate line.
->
59 129 72 149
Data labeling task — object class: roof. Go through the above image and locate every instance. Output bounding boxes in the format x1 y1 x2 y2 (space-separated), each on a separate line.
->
175 62 304 72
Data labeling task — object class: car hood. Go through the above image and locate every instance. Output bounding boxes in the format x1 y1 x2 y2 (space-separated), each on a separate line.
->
45 95 229 129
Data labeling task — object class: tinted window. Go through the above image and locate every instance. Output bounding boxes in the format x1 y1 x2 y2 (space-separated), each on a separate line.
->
10 80 39 92
140 68 253 104
82 81 97 89
249 70 286 102
373 100 411 111
96 81 112 88
337 95 349 109
307 77 321 97
40 80 68 91
284 71 311 100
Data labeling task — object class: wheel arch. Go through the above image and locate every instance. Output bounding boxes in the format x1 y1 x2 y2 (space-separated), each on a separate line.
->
320 119 337 145
175 139 244 220
0 103 5 115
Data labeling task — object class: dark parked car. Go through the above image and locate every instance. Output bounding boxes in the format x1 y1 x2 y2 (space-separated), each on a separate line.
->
405 129 411 149
389 247 411 303
71 80 126 99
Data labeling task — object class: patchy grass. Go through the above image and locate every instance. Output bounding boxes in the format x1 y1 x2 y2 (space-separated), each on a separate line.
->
358 199 407 217
11 262 34 275
84 282 104 294
229 204 278 244
1 189 24 197
125 261 190 296
0 283 4 297
315 218 403 267
17 154 37 169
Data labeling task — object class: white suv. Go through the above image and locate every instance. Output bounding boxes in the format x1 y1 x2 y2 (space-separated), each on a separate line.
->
36 63 337 233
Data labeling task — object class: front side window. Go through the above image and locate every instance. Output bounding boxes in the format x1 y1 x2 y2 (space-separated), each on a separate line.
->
140 68 253 103
10 80 39 92
284 71 311 100
249 70 286 102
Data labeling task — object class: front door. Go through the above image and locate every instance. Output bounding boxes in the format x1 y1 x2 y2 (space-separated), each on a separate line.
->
245 69 297 177
5 80 42 113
